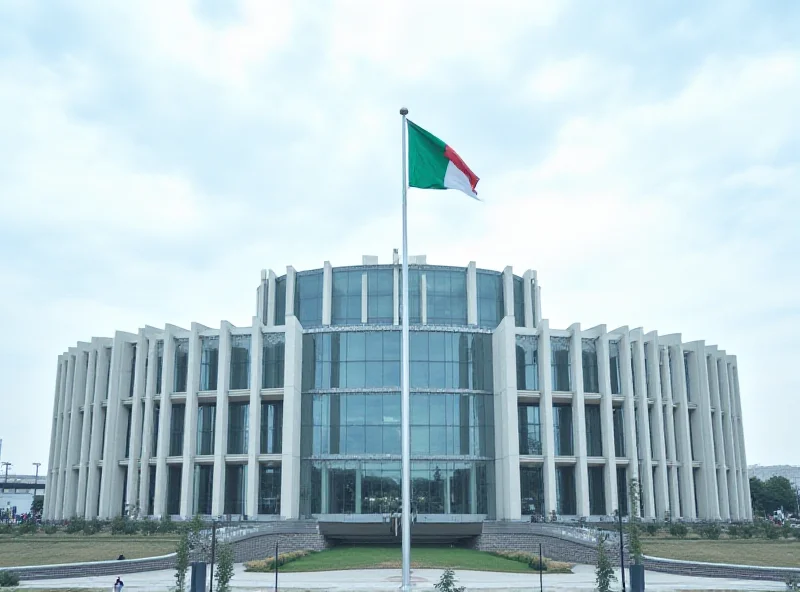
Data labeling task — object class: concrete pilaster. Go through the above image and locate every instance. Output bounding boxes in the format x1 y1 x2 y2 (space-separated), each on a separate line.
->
246 322 264 517
731 362 751 519
180 323 206 515
717 356 740 519
522 271 534 329
707 350 730 520
153 328 178 516
281 316 303 518
467 261 478 325
85 343 111 519
570 324 590 517
502 267 515 320
631 335 655 518
211 323 232 515
46 357 66 520
285 266 296 317
55 353 75 519
596 330 618 515
137 337 159 515
64 346 89 517
538 321 557 516
617 331 640 512
686 342 719 520
645 335 669 520
492 316 521 519
659 346 681 519
267 270 277 327
125 333 148 515
76 346 98 517
322 261 332 326
670 344 696 520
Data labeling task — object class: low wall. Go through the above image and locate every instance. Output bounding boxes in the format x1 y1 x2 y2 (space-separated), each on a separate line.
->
643 555 800 582
7 553 177 581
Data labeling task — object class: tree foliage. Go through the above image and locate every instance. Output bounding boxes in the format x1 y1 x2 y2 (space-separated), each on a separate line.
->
627 479 643 564
750 476 798 516
174 532 190 592
215 543 235 592
595 533 617 592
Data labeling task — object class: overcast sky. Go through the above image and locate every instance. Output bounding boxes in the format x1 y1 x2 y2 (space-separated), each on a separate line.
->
0 1 798 474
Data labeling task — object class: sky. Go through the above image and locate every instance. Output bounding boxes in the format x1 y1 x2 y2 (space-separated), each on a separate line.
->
0 0 798 474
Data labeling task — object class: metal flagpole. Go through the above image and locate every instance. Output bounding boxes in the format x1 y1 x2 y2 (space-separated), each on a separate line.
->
399 106 412 592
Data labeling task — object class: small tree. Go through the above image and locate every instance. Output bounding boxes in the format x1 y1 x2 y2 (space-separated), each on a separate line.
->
628 479 643 564
174 532 190 592
435 568 465 592
595 533 617 592
215 543 235 592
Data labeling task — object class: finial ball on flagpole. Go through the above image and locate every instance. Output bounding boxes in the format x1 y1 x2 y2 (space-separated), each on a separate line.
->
400 107 408 115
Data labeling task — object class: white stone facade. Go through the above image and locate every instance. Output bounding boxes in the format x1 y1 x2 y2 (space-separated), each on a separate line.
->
44 258 752 522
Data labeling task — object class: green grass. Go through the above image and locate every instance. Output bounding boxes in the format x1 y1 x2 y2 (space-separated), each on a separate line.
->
642 538 800 568
0 534 179 567
271 546 571 573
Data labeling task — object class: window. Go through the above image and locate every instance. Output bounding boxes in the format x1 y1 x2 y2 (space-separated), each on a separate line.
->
128 344 137 398
124 410 132 458
550 337 571 391
613 407 625 456
588 467 606 515
230 335 251 390
200 337 219 391
166 465 182 515
556 466 576 515
617 468 629 516
477 271 504 328
518 404 541 455
155 341 164 395
302 331 401 390
228 402 250 454
174 339 189 393
147 465 156 515
193 465 213 515
332 269 363 325
631 347 638 397
224 464 246 515
197 404 216 455
513 276 525 328
295 271 323 327
520 466 544 516
684 352 692 401
104 347 112 399
262 334 285 389
515 335 539 390
169 404 185 456
399 268 422 324
259 464 281 514
260 402 283 454
409 331 492 391
425 269 468 325
152 404 160 456
585 405 603 456
582 339 599 393
275 276 286 325
609 341 621 395
367 269 393 324
553 404 573 455
410 393 493 457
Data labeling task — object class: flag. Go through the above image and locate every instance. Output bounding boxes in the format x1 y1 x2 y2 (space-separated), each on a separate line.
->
407 120 480 199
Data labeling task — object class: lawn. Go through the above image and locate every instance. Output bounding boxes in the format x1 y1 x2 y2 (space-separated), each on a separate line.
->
0 534 179 567
642 538 800 568
268 545 571 573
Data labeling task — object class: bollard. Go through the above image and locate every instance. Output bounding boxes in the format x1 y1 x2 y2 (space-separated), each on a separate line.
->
190 561 207 592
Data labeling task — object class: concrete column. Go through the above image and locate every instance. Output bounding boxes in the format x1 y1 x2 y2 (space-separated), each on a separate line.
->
85 343 110 519
570 324 590 517
538 321 557 516
76 347 98 516
522 271 535 329
322 261 332 326
246 322 264 518
617 331 640 513
180 324 206 515
492 316 521 519
670 344 696 520
596 330 618 515
467 261 478 325
64 346 89 517
281 316 303 518
45 358 65 520
731 362 751 519
534 279 542 327
55 353 76 520
645 336 669 521
137 337 159 516
98 332 134 518
267 270 277 327
393 266 400 326
706 351 730 520
631 335 655 518
686 342 719 520
285 266 297 317
211 323 232 515
47 357 67 519
659 346 681 519
125 333 148 515
153 328 177 516
727 362 746 518
502 267 515 319
717 355 740 520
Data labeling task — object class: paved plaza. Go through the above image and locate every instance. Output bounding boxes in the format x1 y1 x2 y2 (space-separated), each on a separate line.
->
16 564 785 591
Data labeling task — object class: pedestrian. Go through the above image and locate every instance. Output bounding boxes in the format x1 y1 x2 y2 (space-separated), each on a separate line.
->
113 576 124 591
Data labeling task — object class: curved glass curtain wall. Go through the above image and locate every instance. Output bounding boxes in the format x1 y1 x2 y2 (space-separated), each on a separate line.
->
299 328 496 518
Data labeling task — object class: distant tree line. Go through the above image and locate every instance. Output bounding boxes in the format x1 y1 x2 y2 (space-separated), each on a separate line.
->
750 476 798 516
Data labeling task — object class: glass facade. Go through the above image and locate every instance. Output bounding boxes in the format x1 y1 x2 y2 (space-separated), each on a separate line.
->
152 404 159 456
684 351 692 401
275 276 286 325
425 269 467 325
155 341 163 395
550 337 571 391
556 466 576 515
553 404 574 456
582 339 599 393
228 402 249 454
224 464 246 515
166 465 182 515
194 464 213 515
613 407 625 456
332 269 363 325
520 466 544 516
518 404 541 455
588 466 606 515
400 268 422 324
261 402 283 454
367 269 393 324
513 276 525 328
197 404 216 455
295 271 323 327
128 345 136 398
476 270 503 328
262 334 285 389
411 332 492 390
303 331 400 390
609 341 621 395
616 467 629 515
515 335 539 390
169 403 184 456
174 338 189 393
230 335 251 390
585 405 603 456
259 464 281 514
200 336 219 391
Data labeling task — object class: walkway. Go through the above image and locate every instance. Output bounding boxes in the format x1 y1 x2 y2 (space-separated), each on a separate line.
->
16 563 785 591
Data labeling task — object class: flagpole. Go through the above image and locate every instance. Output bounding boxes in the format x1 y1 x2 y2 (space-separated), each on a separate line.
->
399 106 412 592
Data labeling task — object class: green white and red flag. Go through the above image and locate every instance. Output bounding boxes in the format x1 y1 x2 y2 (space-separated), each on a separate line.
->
407 120 480 199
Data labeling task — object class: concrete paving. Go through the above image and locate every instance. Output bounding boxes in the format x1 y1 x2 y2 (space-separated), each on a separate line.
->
16 563 786 591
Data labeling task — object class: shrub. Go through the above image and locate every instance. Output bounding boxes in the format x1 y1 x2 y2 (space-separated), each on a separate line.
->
245 550 311 572
488 551 571 573
140 517 160 536
215 543 235 592
17 520 37 535
669 523 688 538
83 518 102 535
435 568 465 592
740 524 755 539
65 517 86 534
44 525 58 535
792 528 800 540
595 533 617 592
700 523 721 540
645 523 659 536
727 524 741 538
764 525 780 540
174 532 190 592
123 519 140 535
0 570 20 587
158 514 177 534
0 523 12 535
110 516 127 535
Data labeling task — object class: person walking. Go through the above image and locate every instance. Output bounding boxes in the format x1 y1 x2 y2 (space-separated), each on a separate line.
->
113 576 124 591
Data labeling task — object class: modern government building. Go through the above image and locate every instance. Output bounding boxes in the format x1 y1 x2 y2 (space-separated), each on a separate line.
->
44 254 753 526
